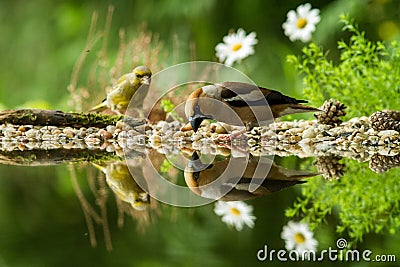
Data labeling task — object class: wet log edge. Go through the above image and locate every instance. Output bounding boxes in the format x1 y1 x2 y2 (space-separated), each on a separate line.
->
0 109 145 128
0 148 145 166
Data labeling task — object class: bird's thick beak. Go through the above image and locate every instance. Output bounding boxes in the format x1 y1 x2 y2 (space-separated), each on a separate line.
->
140 76 151 85
132 193 150 211
189 113 213 132
187 152 213 173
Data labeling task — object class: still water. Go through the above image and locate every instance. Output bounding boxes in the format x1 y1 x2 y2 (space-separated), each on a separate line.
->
0 136 399 266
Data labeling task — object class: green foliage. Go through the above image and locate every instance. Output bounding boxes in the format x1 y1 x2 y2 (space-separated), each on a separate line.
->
160 99 184 122
288 14 400 118
287 162 400 247
286 15 400 247
160 158 174 174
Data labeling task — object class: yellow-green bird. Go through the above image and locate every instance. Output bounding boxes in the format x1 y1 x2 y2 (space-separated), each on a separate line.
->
92 162 150 211
90 65 152 114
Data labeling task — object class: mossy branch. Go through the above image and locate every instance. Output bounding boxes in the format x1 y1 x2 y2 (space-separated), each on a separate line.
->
0 109 145 128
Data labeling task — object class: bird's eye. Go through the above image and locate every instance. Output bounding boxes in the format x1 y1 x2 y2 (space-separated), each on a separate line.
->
194 104 200 112
136 73 144 78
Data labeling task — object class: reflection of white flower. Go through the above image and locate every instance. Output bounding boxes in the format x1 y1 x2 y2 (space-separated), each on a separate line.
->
215 28 257 66
281 221 318 253
282 3 320 42
214 201 256 231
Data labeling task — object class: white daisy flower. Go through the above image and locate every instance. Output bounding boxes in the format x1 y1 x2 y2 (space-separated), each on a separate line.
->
214 201 256 231
215 28 258 66
282 3 320 42
281 221 318 253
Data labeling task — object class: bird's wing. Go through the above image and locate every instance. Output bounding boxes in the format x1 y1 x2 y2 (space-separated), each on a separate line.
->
245 157 319 181
219 82 309 107
230 179 306 191
220 178 306 201
219 82 266 107
258 86 308 105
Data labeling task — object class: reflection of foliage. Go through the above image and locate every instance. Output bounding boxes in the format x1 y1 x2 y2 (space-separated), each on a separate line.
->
288 14 400 118
160 158 174 173
160 99 184 122
287 162 400 247
68 164 112 250
286 15 400 247
69 161 153 250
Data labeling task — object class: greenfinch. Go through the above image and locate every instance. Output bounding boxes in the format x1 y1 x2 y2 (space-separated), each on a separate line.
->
90 66 152 114
93 162 150 210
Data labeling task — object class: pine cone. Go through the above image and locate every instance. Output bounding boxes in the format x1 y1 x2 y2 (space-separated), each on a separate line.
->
370 110 400 132
385 110 400 120
315 99 347 126
315 156 345 180
369 154 400 173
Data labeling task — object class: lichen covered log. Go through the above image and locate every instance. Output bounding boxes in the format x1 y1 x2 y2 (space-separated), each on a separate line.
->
0 109 144 128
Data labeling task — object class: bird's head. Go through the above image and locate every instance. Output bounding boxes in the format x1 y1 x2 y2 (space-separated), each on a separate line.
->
133 65 152 85
189 112 213 133
185 87 215 132
186 151 213 172
184 152 214 196
131 192 150 211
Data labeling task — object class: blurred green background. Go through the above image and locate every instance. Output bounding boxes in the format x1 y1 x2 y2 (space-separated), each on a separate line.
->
1 0 400 266
1 0 399 110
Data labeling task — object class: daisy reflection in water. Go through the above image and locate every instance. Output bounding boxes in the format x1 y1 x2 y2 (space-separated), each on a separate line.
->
214 201 256 231
281 221 318 253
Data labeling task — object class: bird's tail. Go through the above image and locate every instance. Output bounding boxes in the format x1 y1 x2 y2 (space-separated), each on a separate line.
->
91 162 106 172
295 99 309 104
261 179 307 193
264 161 320 182
277 168 319 180
89 100 107 113
279 104 321 116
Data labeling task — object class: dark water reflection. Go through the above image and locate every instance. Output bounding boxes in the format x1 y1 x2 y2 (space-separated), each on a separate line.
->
90 150 319 210
0 145 399 266
184 152 317 201
1 144 399 212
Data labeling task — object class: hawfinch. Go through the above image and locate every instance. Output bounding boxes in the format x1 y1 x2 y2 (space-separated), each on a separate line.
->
90 66 152 114
185 82 319 132
184 152 318 201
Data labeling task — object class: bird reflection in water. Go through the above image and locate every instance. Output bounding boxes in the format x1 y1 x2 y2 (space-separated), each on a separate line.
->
92 161 150 210
184 152 318 201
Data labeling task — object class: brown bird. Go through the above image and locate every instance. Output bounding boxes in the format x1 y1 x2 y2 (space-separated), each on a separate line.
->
184 152 318 201
185 82 320 132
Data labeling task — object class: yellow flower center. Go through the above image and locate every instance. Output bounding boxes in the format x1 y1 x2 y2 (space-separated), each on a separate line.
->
296 18 308 29
294 232 306 244
230 207 241 216
232 43 242 51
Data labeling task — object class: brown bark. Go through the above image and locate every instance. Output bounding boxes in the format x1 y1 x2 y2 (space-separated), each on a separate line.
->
0 109 145 128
